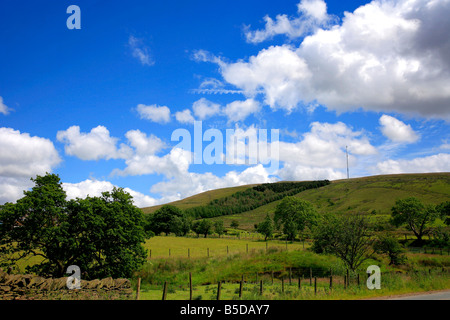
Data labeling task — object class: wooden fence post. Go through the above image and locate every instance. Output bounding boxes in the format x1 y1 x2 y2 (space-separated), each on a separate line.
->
314 277 317 295
217 281 222 300
136 277 141 300
162 281 167 300
330 275 333 291
189 272 193 300
271 271 274 285
188 248 190 259
298 277 301 290
239 275 244 298
281 277 284 293
309 268 312 285
260 280 263 295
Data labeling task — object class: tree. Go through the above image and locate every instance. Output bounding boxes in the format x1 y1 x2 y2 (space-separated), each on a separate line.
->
256 214 274 241
312 214 374 271
230 220 239 229
273 197 318 241
214 220 225 238
390 197 438 243
436 201 450 225
192 219 213 238
148 205 184 236
0 173 148 279
373 234 406 265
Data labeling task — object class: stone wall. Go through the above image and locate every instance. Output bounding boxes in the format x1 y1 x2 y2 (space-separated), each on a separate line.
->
0 268 133 300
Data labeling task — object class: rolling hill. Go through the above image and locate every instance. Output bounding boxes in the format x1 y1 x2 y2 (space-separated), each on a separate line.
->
140 173 450 230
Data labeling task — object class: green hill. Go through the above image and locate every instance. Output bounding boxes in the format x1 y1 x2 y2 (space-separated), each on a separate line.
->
141 173 450 230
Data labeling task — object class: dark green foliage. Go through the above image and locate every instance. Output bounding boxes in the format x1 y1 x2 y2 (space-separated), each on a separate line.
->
147 205 185 236
256 214 274 241
436 201 450 225
184 180 330 219
273 197 318 241
312 214 374 271
214 220 225 238
390 197 438 243
230 220 239 229
192 219 213 238
0 173 148 279
373 234 407 265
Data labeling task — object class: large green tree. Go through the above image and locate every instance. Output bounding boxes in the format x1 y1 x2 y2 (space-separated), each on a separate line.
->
0 173 148 279
390 197 438 243
147 205 185 236
273 197 318 241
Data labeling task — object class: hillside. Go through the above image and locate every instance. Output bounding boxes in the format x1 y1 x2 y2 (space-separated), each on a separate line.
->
141 173 450 230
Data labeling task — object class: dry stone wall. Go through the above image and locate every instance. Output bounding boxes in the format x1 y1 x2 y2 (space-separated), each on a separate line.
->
0 268 133 300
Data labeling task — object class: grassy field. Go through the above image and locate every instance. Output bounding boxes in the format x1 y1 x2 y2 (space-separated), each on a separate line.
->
143 235 307 259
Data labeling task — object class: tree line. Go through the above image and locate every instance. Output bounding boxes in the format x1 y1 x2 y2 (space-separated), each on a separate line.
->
184 180 330 219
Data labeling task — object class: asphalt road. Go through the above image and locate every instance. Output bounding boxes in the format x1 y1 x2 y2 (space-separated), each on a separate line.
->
386 290 450 300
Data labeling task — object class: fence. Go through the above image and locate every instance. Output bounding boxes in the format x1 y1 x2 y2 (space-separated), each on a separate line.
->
135 266 449 300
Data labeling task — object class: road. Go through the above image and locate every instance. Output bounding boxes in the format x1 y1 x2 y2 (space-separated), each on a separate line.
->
384 290 450 300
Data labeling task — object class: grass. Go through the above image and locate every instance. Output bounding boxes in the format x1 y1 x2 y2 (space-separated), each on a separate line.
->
143 235 306 259
141 173 450 231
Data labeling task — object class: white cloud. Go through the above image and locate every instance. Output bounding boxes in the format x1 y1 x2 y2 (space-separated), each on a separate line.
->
136 104 171 123
379 114 420 143
150 164 276 202
128 35 154 66
63 179 160 208
245 0 334 43
175 109 195 124
0 128 61 204
223 99 261 122
0 97 11 115
374 153 450 174
0 128 61 178
57 125 131 161
192 98 221 120
125 129 165 156
221 46 310 112
213 0 450 118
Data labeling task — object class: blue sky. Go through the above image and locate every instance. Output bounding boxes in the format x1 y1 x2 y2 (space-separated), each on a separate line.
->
1 0 449 207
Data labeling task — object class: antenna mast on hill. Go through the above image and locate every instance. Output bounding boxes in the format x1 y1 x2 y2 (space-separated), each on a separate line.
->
346 146 349 179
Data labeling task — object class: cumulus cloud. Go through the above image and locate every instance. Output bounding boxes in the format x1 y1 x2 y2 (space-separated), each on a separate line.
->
175 109 195 124
128 35 154 66
374 153 450 174
0 97 11 115
57 125 131 161
275 121 377 180
223 99 261 122
136 104 171 123
209 0 450 118
0 128 61 204
379 114 420 143
62 179 160 208
192 98 221 120
244 0 334 43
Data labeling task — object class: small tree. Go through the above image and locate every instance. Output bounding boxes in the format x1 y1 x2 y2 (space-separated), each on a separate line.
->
437 201 450 225
230 220 239 229
256 214 274 241
148 205 184 236
273 197 318 241
214 220 225 238
373 234 406 265
390 197 438 244
192 219 213 238
312 214 374 271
